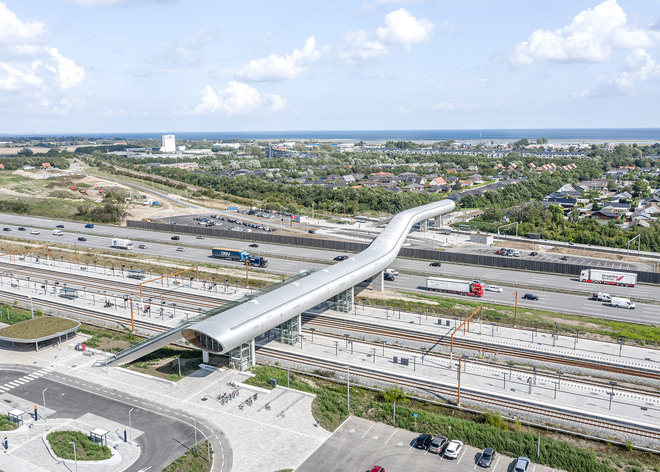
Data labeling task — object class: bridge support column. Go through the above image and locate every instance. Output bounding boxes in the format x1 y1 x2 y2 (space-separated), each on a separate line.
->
278 315 300 345
419 219 429 232
202 350 209 363
372 273 384 292
228 341 254 372
334 286 354 312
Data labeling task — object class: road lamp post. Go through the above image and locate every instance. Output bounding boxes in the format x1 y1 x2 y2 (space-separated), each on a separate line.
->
29 296 34 319
129 408 134 444
618 336 625 357
42 388 48 420
457 355 469 406
609 381 617 410
69 442 78 472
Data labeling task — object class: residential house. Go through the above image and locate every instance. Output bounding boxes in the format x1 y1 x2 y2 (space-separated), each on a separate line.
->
428 176 447 187
591 210 620 220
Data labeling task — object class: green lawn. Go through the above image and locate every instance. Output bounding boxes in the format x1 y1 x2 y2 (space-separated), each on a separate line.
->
47 431 112 461
0 316 78 339
162 440 213 472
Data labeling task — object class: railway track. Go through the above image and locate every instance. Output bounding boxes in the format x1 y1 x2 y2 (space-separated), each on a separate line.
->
0 262 230 310
301 313 660 382
258 346 660 442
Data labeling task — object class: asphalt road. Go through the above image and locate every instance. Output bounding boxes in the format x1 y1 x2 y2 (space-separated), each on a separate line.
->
0 366 230 472
0 213 658 324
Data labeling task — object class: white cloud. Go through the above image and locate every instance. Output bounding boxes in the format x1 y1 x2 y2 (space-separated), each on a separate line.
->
612 48 660 90
431 101 479 111
510 0 658 66
340 8 435 64
0 2 84 111
187 82 285 116
235 36 325 82
149 27 212 66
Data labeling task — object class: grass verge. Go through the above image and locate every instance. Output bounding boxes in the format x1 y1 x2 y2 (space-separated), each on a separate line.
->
47 431 112 461
162 440 213 472
0 316 77 339
126 346 225 381
245 365 659 472
0 416 18 431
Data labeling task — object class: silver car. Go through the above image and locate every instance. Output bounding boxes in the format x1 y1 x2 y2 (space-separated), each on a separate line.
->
428 436 448 454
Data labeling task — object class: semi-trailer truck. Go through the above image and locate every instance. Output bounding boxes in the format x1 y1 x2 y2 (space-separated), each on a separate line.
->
211 248 268 267
580 269 637 287
111 238 133 250
426 277 483 297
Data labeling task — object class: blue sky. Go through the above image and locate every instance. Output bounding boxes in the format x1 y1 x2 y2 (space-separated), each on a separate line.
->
0 0 659 133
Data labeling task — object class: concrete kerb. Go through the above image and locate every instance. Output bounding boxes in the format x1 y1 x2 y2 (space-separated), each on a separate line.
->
41 424 123 467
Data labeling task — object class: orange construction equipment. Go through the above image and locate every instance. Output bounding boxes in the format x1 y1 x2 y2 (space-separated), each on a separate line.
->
139 266 199 300
0 246 50 262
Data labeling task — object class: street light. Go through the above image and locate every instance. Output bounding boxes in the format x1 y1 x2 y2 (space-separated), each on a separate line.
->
28 295 34 318
618 336 625 357
42 388 48 420
457 355 469 406
129 408 134 444
608 381 617 410
69 441 78 472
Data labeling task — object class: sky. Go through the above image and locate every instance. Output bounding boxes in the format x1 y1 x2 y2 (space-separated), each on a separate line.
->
0 0 659 134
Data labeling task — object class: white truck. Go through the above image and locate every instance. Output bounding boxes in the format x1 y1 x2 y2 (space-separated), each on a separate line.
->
426 277 483 297
111 238 133 250
610 297 635 309
580 269 637 287
591 292 612 302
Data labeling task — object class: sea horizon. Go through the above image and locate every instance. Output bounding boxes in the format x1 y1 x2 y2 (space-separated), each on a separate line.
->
1 127 659 142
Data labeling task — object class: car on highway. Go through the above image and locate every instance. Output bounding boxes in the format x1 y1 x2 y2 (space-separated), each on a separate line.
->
384 273 395 281
428 435 448 454
413 434 433 450
385 268 398 276
171 236 180 240
176 247 185 252
2 227 10 231
369 467 385 472
530 251 538 256
308 229 316 234
249 243 259 247
522 293 539 301
486 285 503 292
444 439 463 459
560 255 569 261
77 237 87 241
514 456 531 472
429 261 442 267
138 244 147 249
196 235 205 239
84 223 94 228
478 447 496 467
333 255 349 261
56 224 64 228
17 227 26 231
30 229 40 235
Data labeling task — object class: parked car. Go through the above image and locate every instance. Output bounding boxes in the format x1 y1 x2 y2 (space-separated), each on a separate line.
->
2 227 10 231
522 293 539 301
486 285 503 292
196 235 205 239
505 249 514 256
429 261 442 267
17 227 26 231
384 273 395 281
369 467 385 472
30 229 40 235
495 248 506 255
514 456 531 472
171 236 180 240
530 251 538 256
84 223 94 228
560 255 569 261
138 244 147 249
511 250 521 257
56 224 64 228
413 434 433 450
176 247 185 252
478 447 496 467
428 436 448 454
249 243 259 248
444 440 464 459
333 255 349 261
77 237 87 241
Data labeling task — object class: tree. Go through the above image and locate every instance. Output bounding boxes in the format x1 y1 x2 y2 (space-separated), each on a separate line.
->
536 137 548 144
17 148 33 156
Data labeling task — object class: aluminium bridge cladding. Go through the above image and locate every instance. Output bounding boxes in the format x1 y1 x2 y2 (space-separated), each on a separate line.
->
181 198 456 354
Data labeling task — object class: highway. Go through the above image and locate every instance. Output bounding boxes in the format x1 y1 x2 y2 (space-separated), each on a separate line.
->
0 213 658 325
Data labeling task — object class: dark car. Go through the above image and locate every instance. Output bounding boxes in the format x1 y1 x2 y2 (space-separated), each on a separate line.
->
308 229 316 234
530 251 538 256
478 447 496 467
77 237 87 241
56 224 64 228
249 243 259 248
333 255 349 261
428 436 448 454
2 227 10 231
84 223 94 228
171 235 180 240
560 255 569 261
514 456 531 472
413 434 433 450
429 261 442 267
17 227 26 231
522 293 539 301
138 244 147 249
384 273 395 281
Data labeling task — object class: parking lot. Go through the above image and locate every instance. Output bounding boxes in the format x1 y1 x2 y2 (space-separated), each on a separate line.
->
296 416 563 472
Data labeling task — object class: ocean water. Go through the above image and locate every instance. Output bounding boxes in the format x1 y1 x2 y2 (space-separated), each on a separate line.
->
2 128 659 142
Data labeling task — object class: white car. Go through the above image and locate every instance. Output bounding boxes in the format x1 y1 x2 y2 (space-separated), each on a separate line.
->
30 229 40 235
444 440 463 459
486 285 503 292
385 268 399 276
176 247 185 252
196 235 205 239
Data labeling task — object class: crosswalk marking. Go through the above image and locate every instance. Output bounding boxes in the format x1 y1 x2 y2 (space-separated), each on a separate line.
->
0 369 51 394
